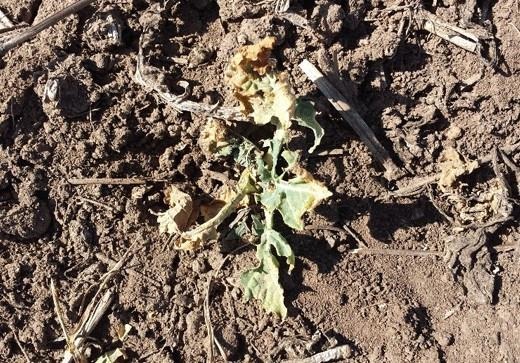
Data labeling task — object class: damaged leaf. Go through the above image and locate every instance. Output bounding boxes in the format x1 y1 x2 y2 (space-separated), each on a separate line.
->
156 186 196 235
116 323 133 341
199 119 237 157
158 171 255 250
241 228 295 318
261 168 332 230
225 36 296 130
435 148 513 228
176 169 256 250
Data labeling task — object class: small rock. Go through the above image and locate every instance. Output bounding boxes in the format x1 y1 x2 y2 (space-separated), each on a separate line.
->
336 244 348 253
339 344 354 358
217 0 263 22
207 250 224 270
159 147 178 171
230 286 242 301
176 317 187 331
0 198 51 239
446 125 463 140
325 232 337 248
163 284 172 296
173 283 184 295
312 1 346 38
84 11 123 51
131 186 147 201
434 332 454 347
111 126 131 152
42 75 90 118
90 53 115 72
239 17 287 45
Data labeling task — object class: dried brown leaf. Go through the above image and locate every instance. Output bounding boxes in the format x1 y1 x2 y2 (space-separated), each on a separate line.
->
438 147 478 193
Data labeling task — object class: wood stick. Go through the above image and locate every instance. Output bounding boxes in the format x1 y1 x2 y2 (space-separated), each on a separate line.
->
67 177 166 185
511 23 520 37
63 245 136 363
417 9 480 53
0 0 96 55
9 325 31 363
299 59 403 179
281 345 353 363
78 196 116 211
94 253 162 289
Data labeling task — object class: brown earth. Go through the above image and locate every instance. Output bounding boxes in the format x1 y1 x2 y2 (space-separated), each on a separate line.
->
0 0 519 362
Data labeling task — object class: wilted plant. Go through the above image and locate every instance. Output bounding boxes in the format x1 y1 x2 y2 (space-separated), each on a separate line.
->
158 37 331 318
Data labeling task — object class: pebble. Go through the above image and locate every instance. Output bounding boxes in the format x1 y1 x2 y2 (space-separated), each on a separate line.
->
446 125 463 140
434 332 454 347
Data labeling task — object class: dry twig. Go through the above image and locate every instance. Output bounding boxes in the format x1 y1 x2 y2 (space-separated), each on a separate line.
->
343 225 368 248
299 59 403 180
9 325 31 363
281 345 352 363
60 246 136 362
63 289 115 363
0 0 96 55
417 9 481 53
50 280 77 362
68 177 165 185
304 224 368 248
417 8 497 65
78 196 115 212
511 23 520 37
95 253 162 289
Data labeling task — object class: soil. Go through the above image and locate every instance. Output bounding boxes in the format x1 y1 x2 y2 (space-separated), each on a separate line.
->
1 0 519 362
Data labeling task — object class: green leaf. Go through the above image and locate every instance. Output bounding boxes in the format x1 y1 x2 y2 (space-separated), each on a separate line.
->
263 228 295 270
260 187 282 212
241 261 286 318
240 228 295 318
281 149 299 169
251 214 265 236
260 169 332 230
262 129 287 178
294 99 324 153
